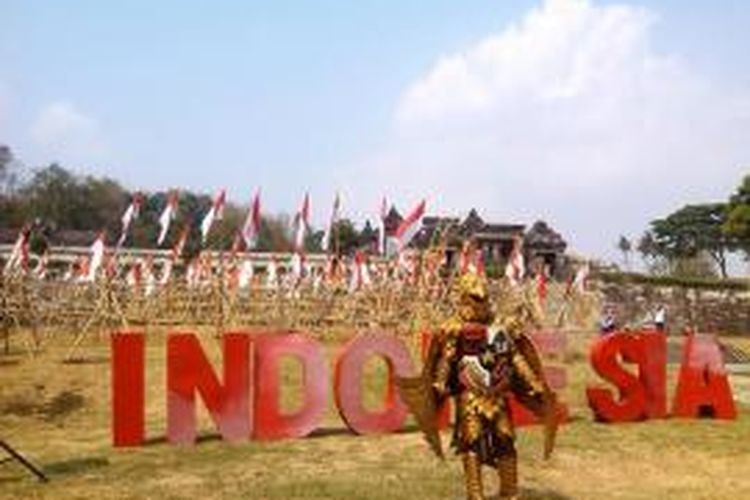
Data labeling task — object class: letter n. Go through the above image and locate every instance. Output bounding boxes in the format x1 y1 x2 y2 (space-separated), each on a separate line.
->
167 333 251 444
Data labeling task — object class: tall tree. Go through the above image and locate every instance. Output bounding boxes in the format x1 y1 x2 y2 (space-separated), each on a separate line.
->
617 235 632 271
256 214 293 252
0 144 18 194
723 174 750 259
648 203 736 277
637 231 668 275
332 218 360 256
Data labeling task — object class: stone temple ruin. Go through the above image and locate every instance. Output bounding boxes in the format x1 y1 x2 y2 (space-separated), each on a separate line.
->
381 206 568 277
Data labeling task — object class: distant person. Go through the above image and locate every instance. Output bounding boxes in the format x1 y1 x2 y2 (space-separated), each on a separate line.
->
654 304 666 332
600 307 617 335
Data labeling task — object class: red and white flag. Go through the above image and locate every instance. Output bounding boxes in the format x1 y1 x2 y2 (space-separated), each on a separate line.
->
348 250 371 292
86 231 106 282
159 259 173 286
505 235 525 286
33 252 48 280
118 193 143 247
537 268 547 309
266 257 279 289
230 233 243 258
321 192 341 253
290 251 304 281
293 192 310 252
474 248 485 276
142 256 156 296
571 261 590 294
394 199 426 253
4 227 30 274
459 241 472 274
157 190 179 246
200 189 226 244
171 224 190 261
378 196 388 255
238 259 254 289
241 189 262 249
127 260 142 289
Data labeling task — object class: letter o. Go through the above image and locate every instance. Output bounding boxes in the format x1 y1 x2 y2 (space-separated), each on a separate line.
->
334 331 415 434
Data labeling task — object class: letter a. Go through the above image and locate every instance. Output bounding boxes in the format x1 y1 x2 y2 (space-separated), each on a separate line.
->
672 333 736 419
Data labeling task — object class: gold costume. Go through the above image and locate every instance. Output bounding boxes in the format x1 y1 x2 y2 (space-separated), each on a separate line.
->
399 273 557 500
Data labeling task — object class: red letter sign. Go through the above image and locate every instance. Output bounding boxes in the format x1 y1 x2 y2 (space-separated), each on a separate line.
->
509 329 569 426
640 330 667 419
672 333 736 419
252 333 328 440
334 332 415 434
167 333 251 444
586 332 648 422
112 332 145 446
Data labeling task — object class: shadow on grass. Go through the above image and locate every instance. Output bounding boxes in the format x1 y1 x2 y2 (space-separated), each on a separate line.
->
141 425 421 444
0 357 21 366
308 427 355 438
142 433 224 446
61 355 109 365
308 423 425 439
486 488 571 500
43 456 109 476
520 487 573 500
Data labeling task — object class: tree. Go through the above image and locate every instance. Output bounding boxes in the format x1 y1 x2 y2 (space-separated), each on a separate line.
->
723 174 750 259
359 220 378 253
332 219 360 256
79 175 129 235
617 235 632 270
256 214 293 252
648 203 736 278
0 144 19 194
20 164 87 230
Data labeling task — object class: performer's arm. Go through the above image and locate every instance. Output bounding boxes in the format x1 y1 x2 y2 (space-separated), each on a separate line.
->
511 347 545 397
432 330 457 396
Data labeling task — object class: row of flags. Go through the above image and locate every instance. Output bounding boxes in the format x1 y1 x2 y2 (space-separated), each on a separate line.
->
4 187 590 297
3 220 591 307
113 189 427 257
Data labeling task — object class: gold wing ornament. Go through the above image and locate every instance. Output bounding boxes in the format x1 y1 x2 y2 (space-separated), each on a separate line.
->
511 332 559 460
396 333 446 460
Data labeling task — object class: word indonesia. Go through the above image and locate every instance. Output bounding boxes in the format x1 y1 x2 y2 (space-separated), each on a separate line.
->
111 329 736 447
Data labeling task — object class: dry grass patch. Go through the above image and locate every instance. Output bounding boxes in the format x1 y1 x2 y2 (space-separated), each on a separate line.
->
0 329 748 499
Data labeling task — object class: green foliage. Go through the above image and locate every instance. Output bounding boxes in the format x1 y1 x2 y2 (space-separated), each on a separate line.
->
0 144 19 194
256 214 293 252
723 174 750 258
17 164 129 236
598 270 749 291
644 203 736 277
333 218 359 255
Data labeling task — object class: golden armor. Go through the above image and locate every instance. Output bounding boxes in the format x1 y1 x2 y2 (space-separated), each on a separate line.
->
398 273 557 500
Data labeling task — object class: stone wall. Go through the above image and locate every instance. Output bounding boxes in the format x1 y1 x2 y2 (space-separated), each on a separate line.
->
596 281 750 336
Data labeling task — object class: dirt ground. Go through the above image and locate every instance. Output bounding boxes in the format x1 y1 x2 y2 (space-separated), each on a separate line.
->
1 328 749 499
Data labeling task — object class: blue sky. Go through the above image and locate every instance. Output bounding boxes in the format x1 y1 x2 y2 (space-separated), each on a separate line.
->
2 0 749 264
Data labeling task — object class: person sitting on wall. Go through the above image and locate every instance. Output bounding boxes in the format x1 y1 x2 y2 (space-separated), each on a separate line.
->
653 304 666 332
600 307 617 335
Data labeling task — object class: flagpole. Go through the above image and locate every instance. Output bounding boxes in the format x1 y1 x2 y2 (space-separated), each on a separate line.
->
334 218 340 257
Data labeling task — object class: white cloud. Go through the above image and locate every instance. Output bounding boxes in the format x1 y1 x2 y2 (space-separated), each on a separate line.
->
30 101 108 162
342 0 750 261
